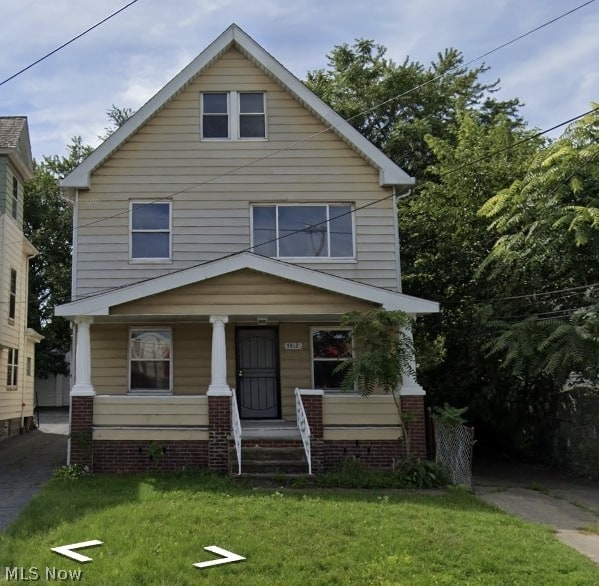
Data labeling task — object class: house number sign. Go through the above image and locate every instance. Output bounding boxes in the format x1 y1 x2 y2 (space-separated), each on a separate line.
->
284 342 302 350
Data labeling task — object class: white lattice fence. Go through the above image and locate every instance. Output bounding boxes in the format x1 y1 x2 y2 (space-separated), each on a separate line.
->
434 420 474 486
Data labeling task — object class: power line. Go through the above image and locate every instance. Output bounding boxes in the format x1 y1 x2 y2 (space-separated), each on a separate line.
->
0 0 141 88
66 105 599 305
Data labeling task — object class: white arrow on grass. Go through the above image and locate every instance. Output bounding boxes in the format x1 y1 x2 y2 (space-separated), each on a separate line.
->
193 545 246 569
51 540 104 563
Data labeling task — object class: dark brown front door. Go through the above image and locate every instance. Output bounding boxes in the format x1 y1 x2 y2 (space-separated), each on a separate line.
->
236 327 280 419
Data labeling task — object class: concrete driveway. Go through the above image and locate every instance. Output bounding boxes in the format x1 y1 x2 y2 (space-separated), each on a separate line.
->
0 408 68 532
474 460 599 564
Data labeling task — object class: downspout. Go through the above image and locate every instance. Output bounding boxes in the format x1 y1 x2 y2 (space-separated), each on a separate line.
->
393 187 412 293
67 189 79 465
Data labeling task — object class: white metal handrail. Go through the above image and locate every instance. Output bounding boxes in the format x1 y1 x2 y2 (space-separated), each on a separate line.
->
295 388 312 475
231 389 242 475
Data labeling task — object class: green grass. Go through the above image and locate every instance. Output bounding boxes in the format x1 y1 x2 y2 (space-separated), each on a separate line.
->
1 472 598 585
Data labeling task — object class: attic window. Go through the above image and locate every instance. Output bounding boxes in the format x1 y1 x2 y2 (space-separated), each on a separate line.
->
201 91 266 140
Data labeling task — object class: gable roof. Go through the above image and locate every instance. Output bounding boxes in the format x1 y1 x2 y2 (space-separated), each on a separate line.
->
55 252 438 318
0 116 33 180
61 24 414 191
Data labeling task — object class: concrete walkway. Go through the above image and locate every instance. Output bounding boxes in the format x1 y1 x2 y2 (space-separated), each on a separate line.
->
0 408 68 532
474 460 599 564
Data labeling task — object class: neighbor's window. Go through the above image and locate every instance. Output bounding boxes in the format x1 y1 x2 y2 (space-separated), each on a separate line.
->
252 204 354 258
27 356 32 377
7 348 18 387
129 329 171 392
8 269 16 320
130 201 171 260
11 176 18 219
201 91 265 139
312 329 353 390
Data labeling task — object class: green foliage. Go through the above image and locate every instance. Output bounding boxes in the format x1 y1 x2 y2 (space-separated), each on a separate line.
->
433 403 469 426
52 464 88 480
314 456 447 489
306 41 521 179
336 308 415 394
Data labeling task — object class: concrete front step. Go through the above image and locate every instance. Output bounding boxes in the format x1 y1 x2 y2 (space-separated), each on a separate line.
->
229 445 308 475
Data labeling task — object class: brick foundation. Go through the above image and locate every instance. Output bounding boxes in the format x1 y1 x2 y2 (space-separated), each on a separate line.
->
93 440 209 473
208 395 231 473
70 396 94 469
321 440 403 471
401 395 427 458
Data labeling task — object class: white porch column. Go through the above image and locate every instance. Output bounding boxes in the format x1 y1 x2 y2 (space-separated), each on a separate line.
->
207 315 231 396
72 317 95 396
399 324 425 396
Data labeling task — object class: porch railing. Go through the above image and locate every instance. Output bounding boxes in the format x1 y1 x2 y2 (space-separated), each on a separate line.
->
231 389 242 475
295 388 312 475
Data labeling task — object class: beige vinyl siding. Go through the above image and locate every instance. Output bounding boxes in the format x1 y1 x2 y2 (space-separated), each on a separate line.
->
92 395 209 441
91 323 215 394
278 323 312 419
75 48 399 297
0 214 35 421
322 394 403 441
111 269 378 317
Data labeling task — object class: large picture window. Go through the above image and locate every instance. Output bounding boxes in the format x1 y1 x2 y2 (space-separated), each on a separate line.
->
252 204 354 259
6 348 18 388
312 329 352 390
130 201 171 260
129 329 171 392
201 92 265 139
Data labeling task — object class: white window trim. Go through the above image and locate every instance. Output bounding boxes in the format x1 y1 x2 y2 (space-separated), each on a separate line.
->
201 91 267 141
250 203 356 261
129 200 172 263
310 327 355 392
128 327 173 395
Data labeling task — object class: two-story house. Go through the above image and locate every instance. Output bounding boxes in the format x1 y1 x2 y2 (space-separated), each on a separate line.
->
56 25 438 474
0 117 43 440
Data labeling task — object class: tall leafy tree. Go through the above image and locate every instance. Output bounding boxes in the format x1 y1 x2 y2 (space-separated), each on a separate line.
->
478 106 599 387
306 40 521 178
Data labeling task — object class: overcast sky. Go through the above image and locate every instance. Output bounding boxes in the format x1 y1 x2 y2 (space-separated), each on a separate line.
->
1 0 597 161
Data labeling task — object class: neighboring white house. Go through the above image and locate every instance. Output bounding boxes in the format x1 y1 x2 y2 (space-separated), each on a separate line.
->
0 117 43 440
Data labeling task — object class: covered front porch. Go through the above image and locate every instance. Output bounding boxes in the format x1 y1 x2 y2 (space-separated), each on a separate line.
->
56 253 438 474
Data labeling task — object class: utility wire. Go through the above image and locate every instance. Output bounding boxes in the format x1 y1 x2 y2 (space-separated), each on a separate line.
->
0 0 141 88
67 105 599 305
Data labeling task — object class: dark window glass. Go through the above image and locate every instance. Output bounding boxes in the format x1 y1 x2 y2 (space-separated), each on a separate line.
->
329 205 353 256
279 206 328 257
239 93 264 113
130 330 171 391
9 269 16 320
252 206 277 256
203 93 227 113
313 330 352 390
240 115 265 138
132 233 170 259
132 203 169 230
131 203 170 259
203 93 229 138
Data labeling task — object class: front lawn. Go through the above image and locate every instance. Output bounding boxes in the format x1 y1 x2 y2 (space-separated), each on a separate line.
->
1 473 597 585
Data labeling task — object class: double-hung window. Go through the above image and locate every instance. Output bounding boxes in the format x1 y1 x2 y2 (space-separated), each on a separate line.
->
129 329 171 392
8 269 16 321
130 201 171 260
252 204 354 259
6 348 18 388
312 329 353 390
201 92 266 139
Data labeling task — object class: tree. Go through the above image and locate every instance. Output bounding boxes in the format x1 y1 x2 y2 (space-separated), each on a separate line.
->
335 309 416 455
306 41 521 179
100 104 136 140
24 137 93 377
478 106 599 387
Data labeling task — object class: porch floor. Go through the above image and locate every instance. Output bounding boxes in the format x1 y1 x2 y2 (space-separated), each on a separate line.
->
241 420 301 440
